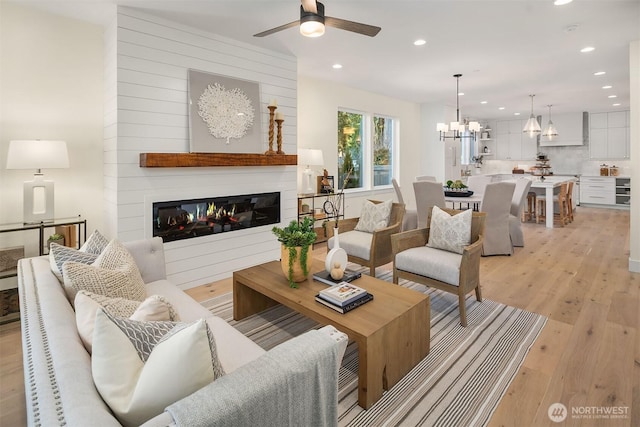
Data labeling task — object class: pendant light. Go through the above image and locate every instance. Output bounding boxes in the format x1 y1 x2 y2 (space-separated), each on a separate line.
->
523 94 542 138
542 104 558 140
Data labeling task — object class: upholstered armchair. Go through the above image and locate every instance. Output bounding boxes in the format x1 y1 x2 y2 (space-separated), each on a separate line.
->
391 208 486 327
327 200 405 277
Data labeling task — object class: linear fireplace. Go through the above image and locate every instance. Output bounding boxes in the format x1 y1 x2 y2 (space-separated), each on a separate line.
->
152 192 280 243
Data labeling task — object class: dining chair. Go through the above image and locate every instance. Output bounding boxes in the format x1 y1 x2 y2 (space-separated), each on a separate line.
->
391 207 487 326
391 178 417 230
536 182 569 227
509 178 532 247
480 181 516 256
466 175 493 197
413 180 446 229
415 175 436 182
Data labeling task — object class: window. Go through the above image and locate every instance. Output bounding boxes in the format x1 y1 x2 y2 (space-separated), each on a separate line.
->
337 110 396 190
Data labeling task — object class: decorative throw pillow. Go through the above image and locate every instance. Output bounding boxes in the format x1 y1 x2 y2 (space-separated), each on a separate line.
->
354 199 393 233
62 239 146 303
92 309 225 426
75 291 180 353
49 243 99 283
80 230 110 254
427 206 472 254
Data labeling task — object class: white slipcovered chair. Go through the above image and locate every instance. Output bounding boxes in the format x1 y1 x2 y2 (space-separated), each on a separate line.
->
413 180 446 229
415 175 436 182
466 175 493 197
480 182 516 256
509 178 533 247
392 178 417 231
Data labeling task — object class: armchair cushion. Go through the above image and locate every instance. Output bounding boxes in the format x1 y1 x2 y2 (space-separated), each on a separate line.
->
395 246 462 286
330 230 373 261
427 206 472 254
355 199 392 233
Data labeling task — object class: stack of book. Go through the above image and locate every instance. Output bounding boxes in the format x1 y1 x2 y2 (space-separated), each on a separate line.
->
315 282 373 314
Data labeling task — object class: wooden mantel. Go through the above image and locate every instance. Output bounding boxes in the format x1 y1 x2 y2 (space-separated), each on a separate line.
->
139 152 298 168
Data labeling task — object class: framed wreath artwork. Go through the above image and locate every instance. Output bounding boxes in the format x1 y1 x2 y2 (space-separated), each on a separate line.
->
188 69 263 153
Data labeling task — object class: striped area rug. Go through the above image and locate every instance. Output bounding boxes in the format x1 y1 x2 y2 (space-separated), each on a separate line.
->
201 268 546 427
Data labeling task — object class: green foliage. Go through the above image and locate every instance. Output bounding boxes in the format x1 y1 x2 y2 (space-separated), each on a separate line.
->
49 234 64 240
445 179 468 189
272 217 317 287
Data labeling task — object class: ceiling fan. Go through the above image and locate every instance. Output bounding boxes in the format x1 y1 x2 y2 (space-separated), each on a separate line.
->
253 0 381 38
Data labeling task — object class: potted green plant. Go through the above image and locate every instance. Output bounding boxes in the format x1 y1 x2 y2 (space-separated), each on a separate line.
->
47 233 65 249
272 216 317 288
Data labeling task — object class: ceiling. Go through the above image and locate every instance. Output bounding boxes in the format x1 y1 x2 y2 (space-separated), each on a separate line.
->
12 0 640 121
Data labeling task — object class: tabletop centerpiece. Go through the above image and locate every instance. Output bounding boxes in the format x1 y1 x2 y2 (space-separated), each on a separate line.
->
444 180 474 197
272 216 317 288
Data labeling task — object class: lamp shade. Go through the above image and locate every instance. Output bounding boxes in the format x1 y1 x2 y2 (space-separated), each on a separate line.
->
6 140 69 169
298 148 324 166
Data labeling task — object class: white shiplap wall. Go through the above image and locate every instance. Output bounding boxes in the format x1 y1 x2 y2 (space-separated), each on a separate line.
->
106 7 298 289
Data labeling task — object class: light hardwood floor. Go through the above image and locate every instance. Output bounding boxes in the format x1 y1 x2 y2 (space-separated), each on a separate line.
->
0 207 637 426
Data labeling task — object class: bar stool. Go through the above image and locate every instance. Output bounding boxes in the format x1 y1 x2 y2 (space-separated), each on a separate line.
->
565 181 574 222
523 191 537 222
536 182 569 226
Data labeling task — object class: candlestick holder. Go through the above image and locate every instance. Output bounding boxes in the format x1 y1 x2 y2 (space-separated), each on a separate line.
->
275 119 284 154
265 105 277 155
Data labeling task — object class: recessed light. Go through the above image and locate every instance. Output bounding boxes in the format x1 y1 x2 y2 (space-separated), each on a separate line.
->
499 107 505 110
602 85 612 89
612 103 621 106
593 71 606 76
514 112 521 116
414 39 426 46
480 101 488 104
332 63 343 69
458 92 464 96
554 0 573 5
580 46 595 53
608 95 617 98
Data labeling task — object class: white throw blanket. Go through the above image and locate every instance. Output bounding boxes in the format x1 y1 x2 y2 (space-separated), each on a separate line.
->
166 329 343 427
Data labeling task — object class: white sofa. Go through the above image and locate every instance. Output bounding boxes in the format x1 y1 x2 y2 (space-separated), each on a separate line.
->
18 237 348 426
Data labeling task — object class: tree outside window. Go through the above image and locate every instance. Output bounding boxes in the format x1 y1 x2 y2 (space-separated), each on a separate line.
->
338 111 363 189
338 110 397 190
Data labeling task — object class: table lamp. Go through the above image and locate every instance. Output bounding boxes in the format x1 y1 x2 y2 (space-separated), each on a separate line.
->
6 140 69 224
298 148 324 195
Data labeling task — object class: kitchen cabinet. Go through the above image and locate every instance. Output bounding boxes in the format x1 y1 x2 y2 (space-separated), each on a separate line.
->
589 111 630 160
580 176 615 206
615 177 631 207
495 119 537 161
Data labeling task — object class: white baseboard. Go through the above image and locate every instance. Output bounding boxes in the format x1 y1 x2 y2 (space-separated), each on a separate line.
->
629 257 640 273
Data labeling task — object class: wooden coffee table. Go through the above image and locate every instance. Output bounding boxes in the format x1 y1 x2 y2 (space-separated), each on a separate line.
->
233 260 430 409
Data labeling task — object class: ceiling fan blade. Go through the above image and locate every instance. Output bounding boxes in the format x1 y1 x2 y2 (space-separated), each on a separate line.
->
301 0 318 14
253 20 300 37
325 16 381 37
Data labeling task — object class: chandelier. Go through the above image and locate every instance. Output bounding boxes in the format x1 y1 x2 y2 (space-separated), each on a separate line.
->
523 94 542 138
436 74 480 141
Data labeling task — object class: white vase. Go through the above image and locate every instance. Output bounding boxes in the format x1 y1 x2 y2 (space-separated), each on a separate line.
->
325 227 347 274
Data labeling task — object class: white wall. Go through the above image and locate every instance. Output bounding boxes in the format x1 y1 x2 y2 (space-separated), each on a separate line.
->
629 40 639 273
297 75 422 212
108 8 298 289
0 4 104 246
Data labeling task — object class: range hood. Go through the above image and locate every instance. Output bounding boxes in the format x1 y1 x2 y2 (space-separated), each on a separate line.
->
539 112 588 146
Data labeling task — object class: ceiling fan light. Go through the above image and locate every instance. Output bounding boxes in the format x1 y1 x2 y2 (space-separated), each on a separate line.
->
300 20 325 37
